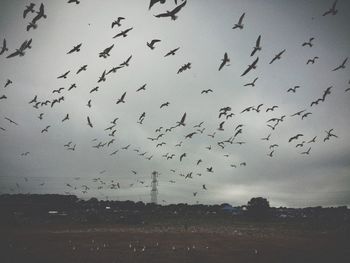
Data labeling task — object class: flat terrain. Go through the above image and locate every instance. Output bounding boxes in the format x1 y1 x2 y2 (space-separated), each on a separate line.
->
1 222 349 263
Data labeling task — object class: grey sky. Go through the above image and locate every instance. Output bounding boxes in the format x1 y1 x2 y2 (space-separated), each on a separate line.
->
0 0 349 207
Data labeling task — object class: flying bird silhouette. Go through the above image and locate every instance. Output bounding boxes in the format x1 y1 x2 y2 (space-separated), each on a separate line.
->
287 86 300 93
136 84 147 92
99 45 114 58
307 56 319 64
160 102 170 108
4 79 12 88
98 70 107 83
301 147 311 155
147 39 161 50
302 37 314 47
120 55 132 67
201 89 213 94
288 134 303 143
176 112 186 126
322 0 338 16
164 47 180 57
251 35 261 56
332 57 347 71
232 13 245 29
111 17 125 28
68 0 80 4
154 0 187 20
218 52 230 71
266 105 278 112
41 125 50 133
269 49 286 64
116 92 126 104
57 71 70 79
244 77 258 87
113 27 133 38
6 40 30 58
0 39 8 55
62 114 69 122
149 0 166 10
23 3 35 18
76 65 87 74
67 43 82 54
241 57 259 76
87 116 93 128
179 153 186 161
32 3 47 24
4 117 18 125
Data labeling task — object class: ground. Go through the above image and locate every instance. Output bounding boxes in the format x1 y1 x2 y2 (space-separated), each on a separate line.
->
1 221 349 263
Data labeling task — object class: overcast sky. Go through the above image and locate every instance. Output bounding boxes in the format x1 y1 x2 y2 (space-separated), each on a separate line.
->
0 0 349 207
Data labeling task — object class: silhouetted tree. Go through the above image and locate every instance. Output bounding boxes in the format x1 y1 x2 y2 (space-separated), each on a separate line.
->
246 197 271 220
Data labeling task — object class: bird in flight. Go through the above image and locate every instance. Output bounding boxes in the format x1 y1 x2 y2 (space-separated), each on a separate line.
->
76 65 87 74
32 3 47 24
244 77 258 87
147 39 161 50
120 55 132 67
113 27 133 38
68 0 80 4
301 147 311 155
154 0 187 20
185 132 197 139
57 71 70 79
307 56 319 65
290 109 306 117
62 114 69 122
0 39 8 55
67 43 82 54
26 20 38 31
99 45 114 58
176 112 186 126
53 87 64 94
149 0 166 10
87 116 93 128
301 112 312 120
116 92 126 104
266 105 278 112
4 79 12 88
302 37 314 47
5 117 18 125
160 102 170 108
164 47 180 57
136 84 147 92
98 70 107 83
0 95 7 100
201 89 213 94
218 121 225 131
332 57 347 71
41 125 50 133
179 153 186 161
322 0 338 16
288 134 303 143
23 3 35 18
111 17 125 28
6 40 30 58
218 52 230 71
269 49 286 64
287 86 300 93
251 35 261 56
232 13 245 29
241 57 259 77
68 83 77 91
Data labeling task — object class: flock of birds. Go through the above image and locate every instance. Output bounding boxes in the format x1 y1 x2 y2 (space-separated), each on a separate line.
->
0 0 348 202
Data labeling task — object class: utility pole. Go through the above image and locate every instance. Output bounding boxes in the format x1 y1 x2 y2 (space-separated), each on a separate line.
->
151 171 158 204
